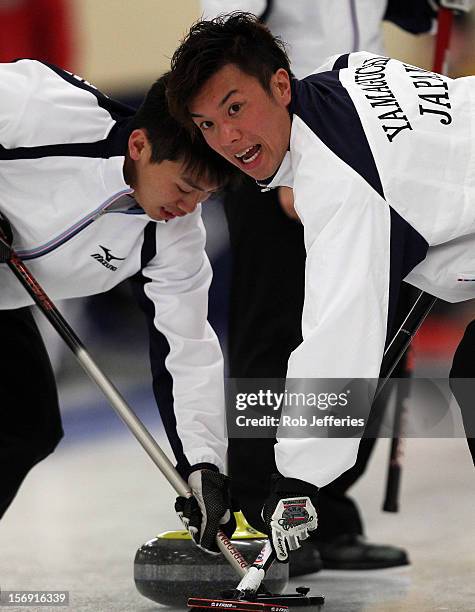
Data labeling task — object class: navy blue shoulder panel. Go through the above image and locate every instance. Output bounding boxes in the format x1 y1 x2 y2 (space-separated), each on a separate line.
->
140 221 158 268
130 222 191 478
290 72 384 199
386 208 429 345
332 54 350 70
38 61 137 121
1 60 134 160
0 118 132 160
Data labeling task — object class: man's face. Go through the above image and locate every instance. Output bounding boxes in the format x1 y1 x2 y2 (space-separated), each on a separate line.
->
127 130 218 221
189 64 292 181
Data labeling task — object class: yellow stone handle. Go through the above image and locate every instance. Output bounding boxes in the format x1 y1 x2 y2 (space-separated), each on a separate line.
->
157 511 267 540
233 511 267 539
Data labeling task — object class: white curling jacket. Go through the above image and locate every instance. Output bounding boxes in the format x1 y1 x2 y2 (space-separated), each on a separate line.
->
260 52 475 486
0 59 227 476
202 0 386 77
201 0 438 78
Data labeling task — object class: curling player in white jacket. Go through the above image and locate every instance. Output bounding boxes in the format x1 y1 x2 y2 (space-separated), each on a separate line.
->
167 12 475 562
0 61 239 553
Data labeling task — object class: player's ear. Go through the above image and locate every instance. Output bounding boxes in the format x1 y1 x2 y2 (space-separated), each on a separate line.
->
273 68 291 106
128 129 149 162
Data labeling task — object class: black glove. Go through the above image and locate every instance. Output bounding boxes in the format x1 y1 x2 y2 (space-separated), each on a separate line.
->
261 474 318 562
175 467 236 554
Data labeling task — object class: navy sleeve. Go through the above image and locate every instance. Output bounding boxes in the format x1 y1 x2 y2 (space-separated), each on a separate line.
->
384 0 437 35
129 222 192 477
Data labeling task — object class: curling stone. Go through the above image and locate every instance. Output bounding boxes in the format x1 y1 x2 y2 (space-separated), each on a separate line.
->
134 511 288 606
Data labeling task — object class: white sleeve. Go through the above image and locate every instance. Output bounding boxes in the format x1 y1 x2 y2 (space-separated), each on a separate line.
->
0 59 115 148
200 0 268 19
275 119 392 487
139 208 227 474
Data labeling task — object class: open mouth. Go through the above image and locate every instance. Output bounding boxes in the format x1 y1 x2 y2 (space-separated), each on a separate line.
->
234 144 262 166
157 207 182 221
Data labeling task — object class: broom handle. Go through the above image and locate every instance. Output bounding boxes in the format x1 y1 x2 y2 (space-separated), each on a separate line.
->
1 232 249 578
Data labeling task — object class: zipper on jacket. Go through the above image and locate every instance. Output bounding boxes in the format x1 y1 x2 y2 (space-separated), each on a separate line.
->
17 188 133 261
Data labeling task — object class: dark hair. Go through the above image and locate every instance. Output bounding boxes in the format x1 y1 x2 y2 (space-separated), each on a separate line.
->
167 12 291 127
130 71 238 187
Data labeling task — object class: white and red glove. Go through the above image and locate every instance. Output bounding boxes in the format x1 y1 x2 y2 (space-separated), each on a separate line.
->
262 475 318 562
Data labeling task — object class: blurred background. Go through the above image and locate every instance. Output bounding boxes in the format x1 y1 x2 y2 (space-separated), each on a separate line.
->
0 0 473 474
1 3 474 611
1 0 474 395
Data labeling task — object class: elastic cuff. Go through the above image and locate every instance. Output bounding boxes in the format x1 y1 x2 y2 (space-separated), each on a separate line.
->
186 462 220 478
